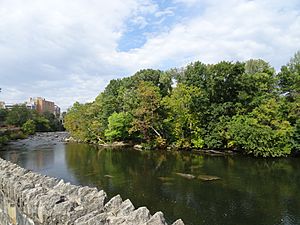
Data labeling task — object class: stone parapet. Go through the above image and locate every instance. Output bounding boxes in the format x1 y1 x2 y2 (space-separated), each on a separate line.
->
0 158 184 225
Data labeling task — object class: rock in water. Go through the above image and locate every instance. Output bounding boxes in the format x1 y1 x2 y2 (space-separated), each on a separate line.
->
175 173 195 179
158 177 174 182
198 175 221 181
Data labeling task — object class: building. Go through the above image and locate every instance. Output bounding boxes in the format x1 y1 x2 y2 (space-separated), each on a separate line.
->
1 101 30 110
3 103 15 110
0 101 4 109
26 101 36 110
54 105 61 118
28 97 57 116
1 98 60 118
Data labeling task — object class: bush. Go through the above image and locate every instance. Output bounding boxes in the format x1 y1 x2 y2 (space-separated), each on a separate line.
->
9 131 27 140
227 115 294 157
105 112 132 142
0 135 9 145
22 119 36 135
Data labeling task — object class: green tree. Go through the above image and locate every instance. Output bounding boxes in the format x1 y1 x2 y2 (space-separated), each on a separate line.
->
278 51 300 99
22 119 36 135
42 111 63 131
278 51 300 152
34 116 50 132
163 84 204 148
64 102 89 141
5 105 32 126
238 59 277 111
0 108 8 125
105 112 132 142
227 98 294 157
130 82 162 141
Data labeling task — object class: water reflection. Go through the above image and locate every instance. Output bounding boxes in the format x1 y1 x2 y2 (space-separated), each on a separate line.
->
1 142 300 225
1 147 54 171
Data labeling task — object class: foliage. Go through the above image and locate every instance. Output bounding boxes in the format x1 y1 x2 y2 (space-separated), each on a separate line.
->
163 84 204 148
22 119 36 135
5 105 32 126
42 111 64 131
1 104 63 134
0 135 9 145
0 108 8 125
105 112 132 142
130 81 162 140
63 51 300 157
228 98 295 157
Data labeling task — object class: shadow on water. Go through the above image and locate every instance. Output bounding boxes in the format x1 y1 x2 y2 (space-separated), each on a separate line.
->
2 142 300 225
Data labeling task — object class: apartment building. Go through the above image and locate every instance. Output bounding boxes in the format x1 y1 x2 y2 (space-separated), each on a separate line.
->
28 97 60 116
0 101 4 109
1 98 61 117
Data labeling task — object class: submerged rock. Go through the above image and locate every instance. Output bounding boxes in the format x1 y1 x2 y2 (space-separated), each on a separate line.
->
134 144 143 150
158 177 174 182
175 173 195 179
104 175 114 178
197 175 221 181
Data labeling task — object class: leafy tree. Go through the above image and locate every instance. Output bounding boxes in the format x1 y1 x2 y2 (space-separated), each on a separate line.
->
105 112 132 142
163 84 204 148
130 81 162 141
278 51 300 152
42 111 64 131
278 51 300 99
34 116 50 132
22 119 36 135
5 105 32 126
227 98 294 157
0 108 7 125
238 59 277 109
63 52 300 157
64 102 89 141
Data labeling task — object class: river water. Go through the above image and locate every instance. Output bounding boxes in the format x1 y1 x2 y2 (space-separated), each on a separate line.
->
1 139 300 225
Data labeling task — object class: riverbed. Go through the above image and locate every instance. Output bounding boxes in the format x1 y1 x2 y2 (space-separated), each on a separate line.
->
1 132 300 225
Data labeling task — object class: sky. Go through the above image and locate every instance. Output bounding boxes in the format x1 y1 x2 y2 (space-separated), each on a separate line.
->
0 0 299 111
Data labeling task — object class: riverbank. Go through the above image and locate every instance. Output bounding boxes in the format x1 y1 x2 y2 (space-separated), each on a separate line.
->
0 131 70 151
0 127 26 146
65 136 236 156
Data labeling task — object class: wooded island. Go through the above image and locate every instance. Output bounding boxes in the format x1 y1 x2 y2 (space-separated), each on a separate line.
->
64 52 300 157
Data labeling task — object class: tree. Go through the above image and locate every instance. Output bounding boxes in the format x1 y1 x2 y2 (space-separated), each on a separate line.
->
62 54 300 157
105 112 132 142
130 82 162 141
5 105 32 126
278 51 300 99
227 98 294 157
64 102 90 141
42 111 63 131
163 84 204 148
278 51 300 152
22 119 36 135
0 108 7 125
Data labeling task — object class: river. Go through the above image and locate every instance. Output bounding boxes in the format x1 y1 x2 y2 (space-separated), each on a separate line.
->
1 133 300 225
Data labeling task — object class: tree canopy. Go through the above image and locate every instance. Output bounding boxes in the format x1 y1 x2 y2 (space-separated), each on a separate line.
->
64 52 300 157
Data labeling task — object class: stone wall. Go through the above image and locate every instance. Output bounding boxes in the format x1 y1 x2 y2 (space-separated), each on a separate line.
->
0 158 184 225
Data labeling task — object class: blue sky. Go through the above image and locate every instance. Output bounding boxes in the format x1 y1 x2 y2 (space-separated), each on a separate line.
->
0 0 299 110
118 0 204 52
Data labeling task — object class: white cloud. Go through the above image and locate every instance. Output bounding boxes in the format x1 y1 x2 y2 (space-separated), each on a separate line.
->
173 0 201 6
0 0 145 110
111 0 300 70
131 16 149 29
155 8 175 18
0 0 299 111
